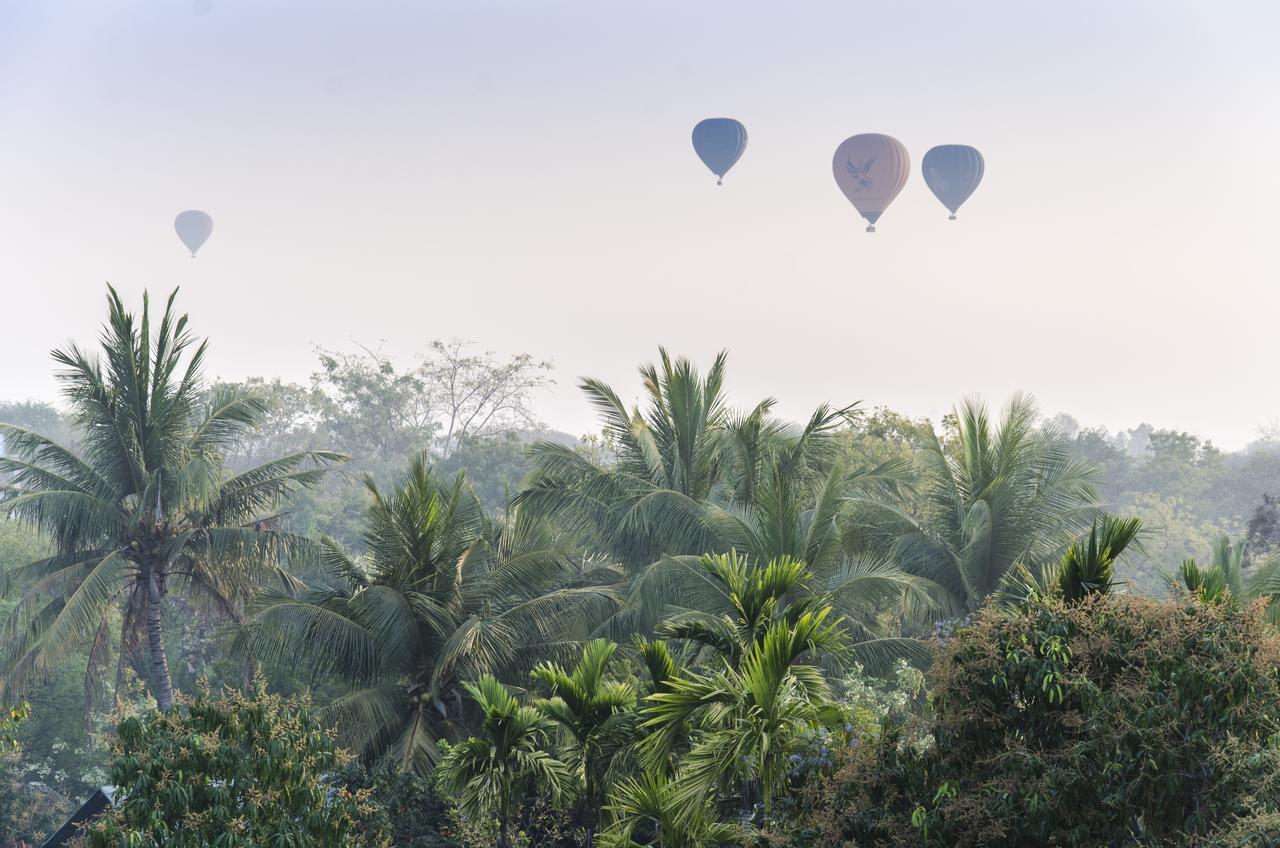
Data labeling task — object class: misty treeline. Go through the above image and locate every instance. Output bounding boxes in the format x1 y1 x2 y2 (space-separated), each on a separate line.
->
4 288 1280 847
3 345 1276 589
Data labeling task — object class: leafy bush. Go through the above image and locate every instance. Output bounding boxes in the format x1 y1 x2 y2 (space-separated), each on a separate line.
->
785 592 1280 847
337 764 463 848
77 682 389 847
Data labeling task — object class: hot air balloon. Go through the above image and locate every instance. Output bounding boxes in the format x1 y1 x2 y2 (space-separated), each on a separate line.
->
923 145 984 220
175 210 213 257
831 134 910 232
692 118 747 185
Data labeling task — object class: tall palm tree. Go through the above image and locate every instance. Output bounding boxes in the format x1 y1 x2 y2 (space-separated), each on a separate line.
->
641 610 843 820
697 415 932 665
859 395 1101 617
248 456 619 773
530 639 637 848
437 675 570 848
518 349 742 573
0 287 340 713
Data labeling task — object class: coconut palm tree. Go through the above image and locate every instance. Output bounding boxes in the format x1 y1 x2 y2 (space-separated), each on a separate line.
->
517 349 743 573
538 373 924 650
859 395 1101 617
437 674 570 848
530 639 637 848
248 455 619 773
0 287 341 713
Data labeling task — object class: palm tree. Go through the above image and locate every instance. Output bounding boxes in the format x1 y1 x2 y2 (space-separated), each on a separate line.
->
1172 536 1249 605
248 456 619 773
1000 514 1143 605
0 287 340 713
646 550 925 673
437 675 570 848
517 349 741 572
1055 515 1142 602
530 639 637 848
600 772 744 848
641 612 843 820
861 395 1101 617
1211 535 1247 596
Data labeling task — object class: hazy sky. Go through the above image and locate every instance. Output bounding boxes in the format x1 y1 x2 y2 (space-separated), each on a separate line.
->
2 1 1278 448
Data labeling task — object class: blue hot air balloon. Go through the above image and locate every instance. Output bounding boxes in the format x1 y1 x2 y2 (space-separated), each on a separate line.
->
922 145 984 220
174 210 214 257
692 118 747 185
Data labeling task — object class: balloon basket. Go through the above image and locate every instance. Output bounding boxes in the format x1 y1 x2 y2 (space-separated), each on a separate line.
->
865 225 876 233
948 214 956 221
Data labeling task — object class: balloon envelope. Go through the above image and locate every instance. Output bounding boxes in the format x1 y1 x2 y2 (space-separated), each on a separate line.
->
923 145 984 218
832 134 910 231
174 210 213 257
692 118 748 184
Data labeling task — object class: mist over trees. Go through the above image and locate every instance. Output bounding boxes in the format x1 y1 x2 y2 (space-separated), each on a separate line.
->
3 288 1280 847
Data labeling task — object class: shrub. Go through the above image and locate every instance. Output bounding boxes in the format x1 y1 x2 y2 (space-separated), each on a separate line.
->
785 593 1280 847
338 764 463 848
77 682 389 847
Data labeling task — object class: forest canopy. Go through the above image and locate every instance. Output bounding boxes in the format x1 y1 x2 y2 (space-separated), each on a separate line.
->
2 287 1279 848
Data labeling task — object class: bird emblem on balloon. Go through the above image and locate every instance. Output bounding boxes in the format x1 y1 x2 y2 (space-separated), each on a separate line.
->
844 157 877 193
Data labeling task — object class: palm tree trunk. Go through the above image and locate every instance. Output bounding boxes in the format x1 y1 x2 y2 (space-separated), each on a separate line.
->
146 570 175 711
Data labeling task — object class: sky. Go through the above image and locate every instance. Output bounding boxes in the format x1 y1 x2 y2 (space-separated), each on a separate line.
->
1 1 1278 448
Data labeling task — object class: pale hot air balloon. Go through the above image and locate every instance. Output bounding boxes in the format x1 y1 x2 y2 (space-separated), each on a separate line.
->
174 210 214 257
692 118 748 185
831 134 910 232
923 145 984 220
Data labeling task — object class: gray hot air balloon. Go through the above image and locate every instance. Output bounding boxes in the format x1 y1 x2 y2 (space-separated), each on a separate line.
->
174 210 213 257
692 118 748 185
922 145 985 220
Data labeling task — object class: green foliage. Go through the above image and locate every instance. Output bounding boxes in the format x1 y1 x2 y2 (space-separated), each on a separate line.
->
1248 493 1280 554
531 639 638 844
1061 421 1280 595
519 349 736 572
600 772 745 848
1179 557 1232 604
1055 514 1143 602
0 700 78 846
437 675 570 848
248 455 618 773
80 682 389 847
0 286 341 713
337 764 464 848
867 395 1101 617
437 432 535 514
640 557 849 821
787 592 1280 847
1 701 28 750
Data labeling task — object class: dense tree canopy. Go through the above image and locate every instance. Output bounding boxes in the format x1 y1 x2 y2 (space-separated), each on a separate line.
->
3 291 1280 848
